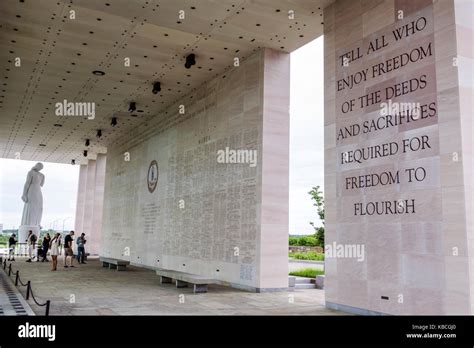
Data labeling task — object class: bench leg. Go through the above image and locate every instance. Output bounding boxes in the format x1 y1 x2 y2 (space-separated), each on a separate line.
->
109 263 117 270
160 276 172 284
193 284 208 294
102 262 109 268
176 280 188 288
116 265 127 271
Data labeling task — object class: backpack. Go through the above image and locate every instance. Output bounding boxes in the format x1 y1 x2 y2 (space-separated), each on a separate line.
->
31 234 37 243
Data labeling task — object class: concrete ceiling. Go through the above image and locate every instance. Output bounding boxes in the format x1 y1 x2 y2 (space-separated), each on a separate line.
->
0 0 331 164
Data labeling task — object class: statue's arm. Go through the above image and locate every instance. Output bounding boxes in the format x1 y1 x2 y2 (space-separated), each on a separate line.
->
40 173 45 187
21 172 33 202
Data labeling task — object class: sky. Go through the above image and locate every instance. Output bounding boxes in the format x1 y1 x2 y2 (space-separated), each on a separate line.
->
289 36 324 234
0 36 324 235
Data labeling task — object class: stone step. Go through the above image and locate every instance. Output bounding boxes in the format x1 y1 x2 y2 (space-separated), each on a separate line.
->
295 283 316 289
294 277 313 284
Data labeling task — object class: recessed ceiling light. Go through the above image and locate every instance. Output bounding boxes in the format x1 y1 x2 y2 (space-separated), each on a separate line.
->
39 144 46 147
53 123 62 127
92 70 105 76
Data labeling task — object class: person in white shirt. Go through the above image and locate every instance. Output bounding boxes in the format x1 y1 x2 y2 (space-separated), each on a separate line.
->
49 233 61 271
26 230 37 262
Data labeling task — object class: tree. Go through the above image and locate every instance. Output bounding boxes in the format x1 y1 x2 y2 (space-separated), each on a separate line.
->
308 186 325 247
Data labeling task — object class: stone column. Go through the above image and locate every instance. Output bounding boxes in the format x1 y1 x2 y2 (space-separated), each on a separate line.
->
257 49 290 291
82 159 97 254
74 164 87 235
453 0 473 314
74 155 106 255
91 154 106 255
324 0 473 315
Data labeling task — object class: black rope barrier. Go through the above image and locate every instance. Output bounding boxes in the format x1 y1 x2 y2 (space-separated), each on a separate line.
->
15 270 28 287
0 256 51 316
28 286 51 316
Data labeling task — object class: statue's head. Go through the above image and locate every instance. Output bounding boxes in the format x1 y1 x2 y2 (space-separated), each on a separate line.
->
32 162 43 171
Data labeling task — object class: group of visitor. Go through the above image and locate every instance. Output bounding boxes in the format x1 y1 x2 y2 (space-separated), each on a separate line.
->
7 230 87 271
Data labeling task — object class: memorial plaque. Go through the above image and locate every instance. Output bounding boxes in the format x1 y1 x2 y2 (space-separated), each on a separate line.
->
324 0 474 315
335 6 440 227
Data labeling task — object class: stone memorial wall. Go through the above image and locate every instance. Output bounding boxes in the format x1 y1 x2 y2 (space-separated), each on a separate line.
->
100 49 290 291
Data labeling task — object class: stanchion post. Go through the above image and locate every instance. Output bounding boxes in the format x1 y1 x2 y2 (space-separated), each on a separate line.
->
15 270 19 286
26 280 31 300
45 300 50 316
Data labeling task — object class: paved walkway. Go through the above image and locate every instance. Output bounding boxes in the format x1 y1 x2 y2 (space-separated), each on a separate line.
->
2 257 344 316
0 269 35 315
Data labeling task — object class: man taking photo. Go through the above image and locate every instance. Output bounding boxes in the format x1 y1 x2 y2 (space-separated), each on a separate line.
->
76 233 87 264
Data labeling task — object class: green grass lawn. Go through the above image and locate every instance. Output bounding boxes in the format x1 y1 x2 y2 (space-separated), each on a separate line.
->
289 268 324 278
289 251 325 261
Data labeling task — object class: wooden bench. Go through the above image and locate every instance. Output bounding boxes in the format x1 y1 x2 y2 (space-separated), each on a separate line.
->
156 268 216 293
100 257 130 271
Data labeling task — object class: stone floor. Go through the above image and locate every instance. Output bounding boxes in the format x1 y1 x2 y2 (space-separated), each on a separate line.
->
1 256 345 316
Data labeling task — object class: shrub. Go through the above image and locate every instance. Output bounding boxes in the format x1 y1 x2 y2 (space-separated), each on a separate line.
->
289 237 298 246
289 268 324 278
288 236 318 247
315 227 325 247
289 252 325 261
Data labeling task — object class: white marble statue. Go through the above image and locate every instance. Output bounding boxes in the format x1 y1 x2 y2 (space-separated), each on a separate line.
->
21 162 45 227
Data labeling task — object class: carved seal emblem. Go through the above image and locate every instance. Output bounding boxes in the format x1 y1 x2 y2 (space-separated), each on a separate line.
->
147 160 158 193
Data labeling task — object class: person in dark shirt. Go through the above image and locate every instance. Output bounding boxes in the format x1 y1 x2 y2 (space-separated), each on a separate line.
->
63 230 75 268
8 234 17 261
41 233 51 262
